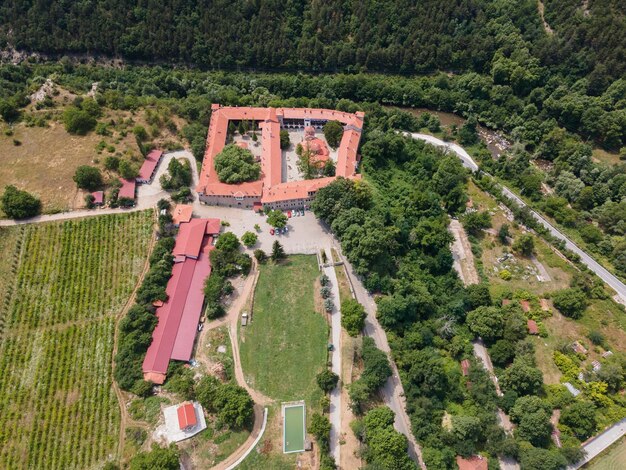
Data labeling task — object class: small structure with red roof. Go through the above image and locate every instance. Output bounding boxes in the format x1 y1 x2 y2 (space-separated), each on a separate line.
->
136 149 163 184
118 178 136 202
456 455 488 470
161 401 207 443
172 204 193 227
520 300 531 313
91 191 104 206
527 319 539 335
460 359 471 377
177 402 197 431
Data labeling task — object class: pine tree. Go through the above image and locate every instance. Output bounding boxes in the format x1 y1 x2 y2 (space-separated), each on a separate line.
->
271 240 285 261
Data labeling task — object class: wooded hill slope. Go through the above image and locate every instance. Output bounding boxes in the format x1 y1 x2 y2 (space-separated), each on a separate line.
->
0 0 624 82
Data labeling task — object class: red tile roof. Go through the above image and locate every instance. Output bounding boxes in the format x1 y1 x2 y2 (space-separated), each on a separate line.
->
92 191 104 204
527 319 539 335
196 105 363 205
461 359 471 377
177 402 197 429
174 219 209 259
205 218 221 235
171 242 214 361
172 204 193 226
142 219 219 381
137 149 163 181
456 455 488 470
118 178 136 200
520 300 531 312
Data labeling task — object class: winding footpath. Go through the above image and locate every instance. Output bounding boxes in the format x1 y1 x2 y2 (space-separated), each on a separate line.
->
408 132 626 304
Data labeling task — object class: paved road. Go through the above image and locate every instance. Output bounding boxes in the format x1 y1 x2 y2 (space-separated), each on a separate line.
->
337 250 426 469
567 418 626 469
323 256 342 464
409 133 626 304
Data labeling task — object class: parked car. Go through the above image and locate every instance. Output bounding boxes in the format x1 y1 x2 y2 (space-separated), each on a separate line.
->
270 228 275 235
284 226 289 232
197 323 204 332
287 210 292 218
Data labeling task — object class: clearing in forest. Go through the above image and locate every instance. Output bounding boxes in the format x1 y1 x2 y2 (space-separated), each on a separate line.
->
0 211 153 470
239 255 327 402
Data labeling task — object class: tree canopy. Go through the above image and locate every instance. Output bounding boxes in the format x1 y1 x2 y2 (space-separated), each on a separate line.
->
73 165 103 191
1 185 41 219
214 144 260 184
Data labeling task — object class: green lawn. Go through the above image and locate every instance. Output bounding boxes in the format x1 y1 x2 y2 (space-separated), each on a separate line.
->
239 255 328 402
587 437 626 470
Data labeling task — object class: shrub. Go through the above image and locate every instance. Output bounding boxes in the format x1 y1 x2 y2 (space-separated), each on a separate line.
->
341 298 366 336
499 269 512 280
253 249 267 263
512 233 535 256
63 106 96 134
552 288 587 319
316 369 339 393
1 185 41 219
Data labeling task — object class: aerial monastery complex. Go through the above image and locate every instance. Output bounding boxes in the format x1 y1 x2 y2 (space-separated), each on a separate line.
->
196 104 365 210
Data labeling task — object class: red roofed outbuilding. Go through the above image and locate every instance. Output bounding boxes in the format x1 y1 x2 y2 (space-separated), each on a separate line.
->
177 402 197 431
172 204 193 226
456 455 488 470
136 149 163 184
461 359 471 377
118 178 136 201
91 191 104 206
527 319 539 335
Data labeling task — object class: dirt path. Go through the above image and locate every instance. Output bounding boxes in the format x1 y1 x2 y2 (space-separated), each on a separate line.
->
111 209 157 458
538 0 554 35
449 219 479 285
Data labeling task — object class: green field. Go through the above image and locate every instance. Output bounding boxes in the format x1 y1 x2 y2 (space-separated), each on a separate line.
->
283 404 305 453
239 255 328 401
587 438 626 470
0 212 153 469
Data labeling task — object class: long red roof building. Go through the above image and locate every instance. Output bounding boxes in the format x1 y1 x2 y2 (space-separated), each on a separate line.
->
142 218 221 384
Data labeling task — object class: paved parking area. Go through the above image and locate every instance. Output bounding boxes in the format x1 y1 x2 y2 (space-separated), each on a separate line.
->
193 204 332 255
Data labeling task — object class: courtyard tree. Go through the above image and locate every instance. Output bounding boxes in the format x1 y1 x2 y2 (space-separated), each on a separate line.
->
267 209 287 229
73 165 103 191
241 231 258 247
214 144 260 184
1 185 41 219
323 120 344 149
280 129 290 149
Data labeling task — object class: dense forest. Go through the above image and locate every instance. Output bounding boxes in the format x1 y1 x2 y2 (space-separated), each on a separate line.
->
0 0 624 83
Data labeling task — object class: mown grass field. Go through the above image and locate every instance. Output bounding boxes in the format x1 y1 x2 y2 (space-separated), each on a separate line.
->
588 438 626 470
239 255 328 402
0 211 153 469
